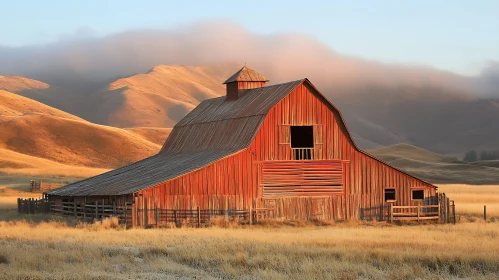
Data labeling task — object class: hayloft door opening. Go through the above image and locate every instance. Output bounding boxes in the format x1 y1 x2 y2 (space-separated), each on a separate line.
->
291 126 314 160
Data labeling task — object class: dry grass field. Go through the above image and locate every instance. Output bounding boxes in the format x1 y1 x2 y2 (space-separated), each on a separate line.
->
0 217 498 279
0 183 498 279
438 184 499 219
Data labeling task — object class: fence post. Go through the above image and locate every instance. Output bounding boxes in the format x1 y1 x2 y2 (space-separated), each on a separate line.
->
74 201 77 217
452 201 456 224
17 198 21 213
83 198 87 223
197 207 200 228
123 204 127 229
155 205 159 226
484 205 487 221
446 197 450 223
417 204 420 222
388 204 393 223
101 199 105 222
249 205 253 225
438 196 441 223
95 201 98 221
174 210 178 227
379 204 383 221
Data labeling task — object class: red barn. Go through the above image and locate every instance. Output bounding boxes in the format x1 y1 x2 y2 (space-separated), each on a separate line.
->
46 66 447 226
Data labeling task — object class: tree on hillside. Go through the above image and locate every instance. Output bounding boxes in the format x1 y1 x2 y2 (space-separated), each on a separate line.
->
479 150 499 161
463 150 477 162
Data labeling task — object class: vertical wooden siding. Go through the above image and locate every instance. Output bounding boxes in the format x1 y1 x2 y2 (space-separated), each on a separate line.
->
249 83 436 219
139 82 436 222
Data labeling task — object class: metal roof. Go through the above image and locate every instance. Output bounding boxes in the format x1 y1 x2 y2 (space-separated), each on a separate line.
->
162 80 303 153
47 80 302 196
46 149 242 196
223 66 269 84
47 78 436 196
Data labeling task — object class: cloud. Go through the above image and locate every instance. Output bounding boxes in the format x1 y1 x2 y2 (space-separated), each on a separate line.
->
0 20 491 95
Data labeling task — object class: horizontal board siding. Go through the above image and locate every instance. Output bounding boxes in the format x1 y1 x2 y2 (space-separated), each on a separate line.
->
261 160 345 197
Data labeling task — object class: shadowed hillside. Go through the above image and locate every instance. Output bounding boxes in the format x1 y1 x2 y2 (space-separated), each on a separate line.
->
368 144 499 184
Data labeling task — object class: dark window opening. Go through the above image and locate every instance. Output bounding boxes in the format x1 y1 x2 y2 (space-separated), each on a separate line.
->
412 190 424 200
384 188 396 202
290 126 314 148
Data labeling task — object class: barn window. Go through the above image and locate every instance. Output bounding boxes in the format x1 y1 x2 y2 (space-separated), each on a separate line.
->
291 126 314 148
384 188 396 202
291 126 314 160
412 190 424 200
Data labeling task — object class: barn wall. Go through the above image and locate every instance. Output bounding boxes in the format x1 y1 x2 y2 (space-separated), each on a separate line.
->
137 82 436 222
250 83 436 219
135 150 258 224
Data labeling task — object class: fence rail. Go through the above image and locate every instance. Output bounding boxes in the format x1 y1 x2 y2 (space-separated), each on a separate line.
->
18 198 256 228
18 192 456 227
388 204 440 222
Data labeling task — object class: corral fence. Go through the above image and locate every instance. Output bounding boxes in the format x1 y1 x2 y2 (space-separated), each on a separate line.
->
17 198 257 228
360 193 456 224
18 193 456 226
17 197 51 214
135 208 253 228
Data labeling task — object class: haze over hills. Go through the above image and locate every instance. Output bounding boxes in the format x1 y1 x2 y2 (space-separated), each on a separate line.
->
1 23 498 159
2 63 499 158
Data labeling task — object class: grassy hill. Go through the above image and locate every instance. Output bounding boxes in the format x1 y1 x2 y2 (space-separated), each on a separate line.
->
367 143 499 184
0 89 168 178
88 65 229 127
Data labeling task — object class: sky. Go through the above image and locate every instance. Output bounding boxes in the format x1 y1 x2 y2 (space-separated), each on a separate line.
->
0 0 498 75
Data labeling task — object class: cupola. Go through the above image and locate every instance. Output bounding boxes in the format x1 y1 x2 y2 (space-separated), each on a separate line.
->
223 66 269 100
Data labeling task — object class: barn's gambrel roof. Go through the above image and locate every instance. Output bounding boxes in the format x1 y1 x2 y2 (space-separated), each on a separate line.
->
47 79 436 196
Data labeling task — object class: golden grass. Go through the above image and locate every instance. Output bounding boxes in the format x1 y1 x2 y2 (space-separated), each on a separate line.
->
124 127 172 146
1 184 498 278
0 217 498 279
0 185 41 210
438 184 499 218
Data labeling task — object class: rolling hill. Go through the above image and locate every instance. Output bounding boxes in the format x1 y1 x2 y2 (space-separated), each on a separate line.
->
87 65 229 127
3 64 499 160
368 144 499 184
124 127 172 146
0 89 167 177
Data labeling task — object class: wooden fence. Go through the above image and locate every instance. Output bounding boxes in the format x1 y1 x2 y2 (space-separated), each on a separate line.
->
136 208 252 227
18 193 456 226
359 193 455 223
387 193 455 223
17 198 50 214
18 199 254 228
